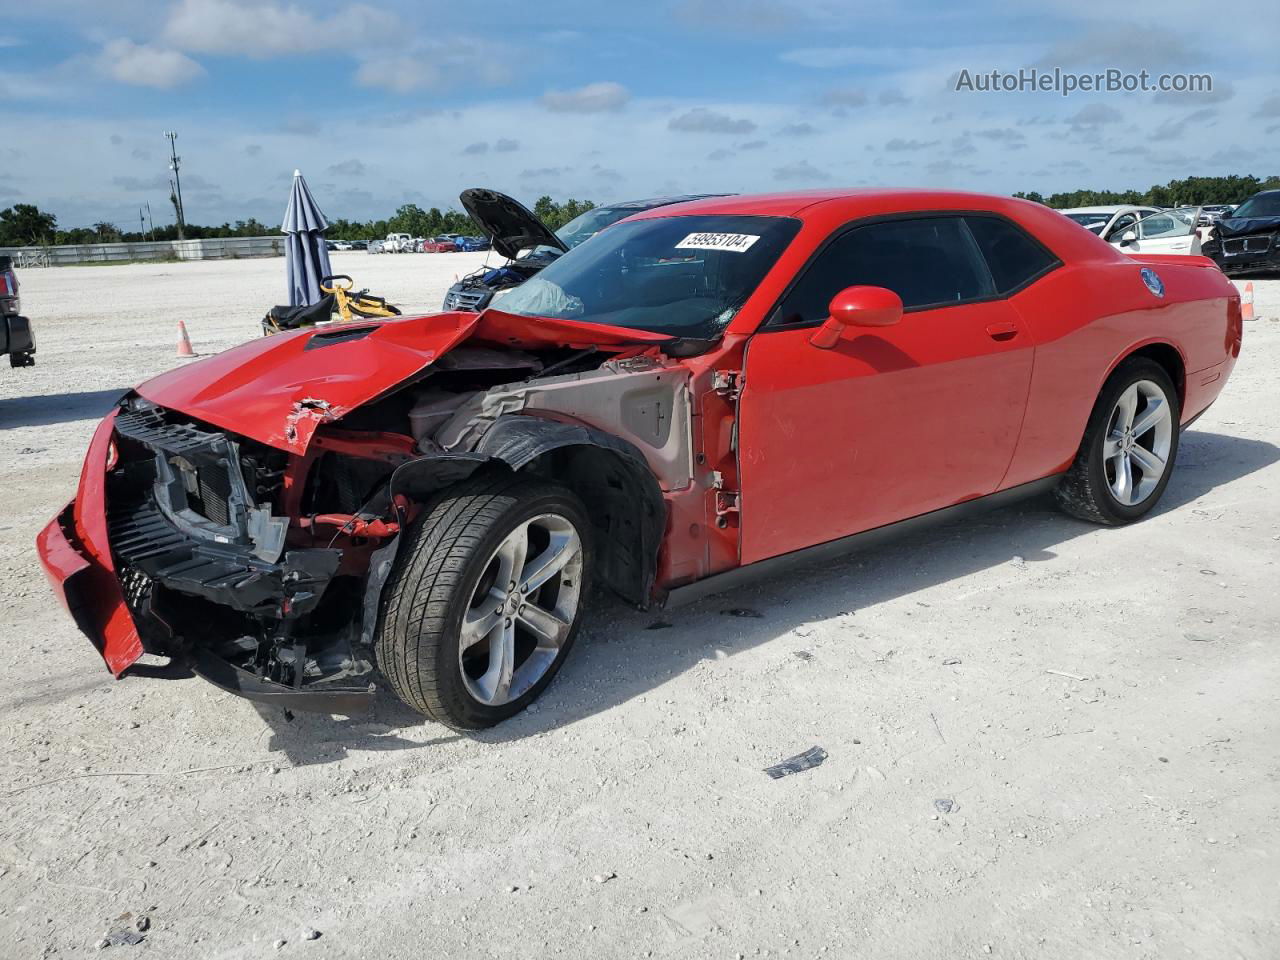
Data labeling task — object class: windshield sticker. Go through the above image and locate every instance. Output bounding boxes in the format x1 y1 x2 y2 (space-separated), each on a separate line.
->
675 232 760 253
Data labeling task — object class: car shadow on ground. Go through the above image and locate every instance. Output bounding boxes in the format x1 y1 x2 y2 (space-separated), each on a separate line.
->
250 429 1278 765
0 388 127 429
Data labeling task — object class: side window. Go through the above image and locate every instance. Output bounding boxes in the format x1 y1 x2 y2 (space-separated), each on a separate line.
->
771 217 993 325
1106 214 1137 239
965 216 1059 294
1135 213 1183 239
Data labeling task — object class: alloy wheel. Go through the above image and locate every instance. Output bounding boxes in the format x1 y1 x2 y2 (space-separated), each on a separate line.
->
1103 379 1174 506
458 513 584 706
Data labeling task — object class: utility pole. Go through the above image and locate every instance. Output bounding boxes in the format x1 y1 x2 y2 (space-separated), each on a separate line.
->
139 206 146 240
146 202 155 241
164 130 186 239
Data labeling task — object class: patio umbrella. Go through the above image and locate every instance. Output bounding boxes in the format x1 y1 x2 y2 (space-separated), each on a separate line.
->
282 169 333 306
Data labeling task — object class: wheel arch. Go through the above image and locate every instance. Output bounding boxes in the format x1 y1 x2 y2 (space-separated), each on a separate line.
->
476 416 666 608
383 416 666 609
1106 339 1186 410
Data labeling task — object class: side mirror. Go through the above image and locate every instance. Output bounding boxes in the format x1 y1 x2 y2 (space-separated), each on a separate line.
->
1116 230 1138 246
810 285 903 349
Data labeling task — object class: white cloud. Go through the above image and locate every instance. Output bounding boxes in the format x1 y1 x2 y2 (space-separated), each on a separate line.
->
668 108 756 134
541 82 630 113
326 158 366 176
164 0 400 58
354 56 443 94
820 88 868 108
773 159 829 182
98 39 205 89
1067 103 1124 127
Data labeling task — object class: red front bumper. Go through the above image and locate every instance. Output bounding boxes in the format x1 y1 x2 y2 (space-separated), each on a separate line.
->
35 412 144 676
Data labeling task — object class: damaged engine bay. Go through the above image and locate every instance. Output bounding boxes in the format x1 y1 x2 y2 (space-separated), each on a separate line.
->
104 335 692 711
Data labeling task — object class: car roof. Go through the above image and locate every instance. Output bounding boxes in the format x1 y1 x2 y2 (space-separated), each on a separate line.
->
597 194 731 212
621 188 1136 268
626 187 1080 221
1059 205 1152 215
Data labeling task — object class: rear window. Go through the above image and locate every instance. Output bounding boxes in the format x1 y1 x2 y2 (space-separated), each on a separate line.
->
965 216 1059 294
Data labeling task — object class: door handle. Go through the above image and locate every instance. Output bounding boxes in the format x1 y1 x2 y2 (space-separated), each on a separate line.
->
985 321 1019 341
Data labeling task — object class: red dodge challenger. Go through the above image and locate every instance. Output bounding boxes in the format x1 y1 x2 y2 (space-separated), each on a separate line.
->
38 190 1242 729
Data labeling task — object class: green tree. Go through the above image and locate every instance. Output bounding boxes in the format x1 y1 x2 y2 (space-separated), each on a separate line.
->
0 203 58 245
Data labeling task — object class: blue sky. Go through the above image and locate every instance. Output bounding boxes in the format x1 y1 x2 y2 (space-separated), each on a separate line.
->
0 0 1277 230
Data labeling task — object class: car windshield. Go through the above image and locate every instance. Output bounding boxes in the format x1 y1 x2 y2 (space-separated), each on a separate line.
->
553 206 643 249
494 214 801 339
1229 193 1280 219
1064 212 1112 232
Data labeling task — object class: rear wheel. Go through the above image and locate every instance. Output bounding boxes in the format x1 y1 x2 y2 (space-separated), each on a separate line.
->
376 474 591 729
1055 358 1180 525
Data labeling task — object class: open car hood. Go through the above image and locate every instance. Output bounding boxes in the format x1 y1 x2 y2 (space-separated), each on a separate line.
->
134 310 673 454
461 188 567 260
1214 216 1280 239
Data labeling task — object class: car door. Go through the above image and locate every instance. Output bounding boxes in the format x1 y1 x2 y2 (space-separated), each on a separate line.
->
736 214 1044 564
1123 208 1202 255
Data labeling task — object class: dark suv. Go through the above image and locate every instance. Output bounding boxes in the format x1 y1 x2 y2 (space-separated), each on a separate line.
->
1 256 35 368
1202 190 1280 276
442 189 729 311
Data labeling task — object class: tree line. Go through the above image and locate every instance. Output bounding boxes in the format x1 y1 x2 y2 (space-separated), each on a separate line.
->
0 196 595 247
1014 174 1280 209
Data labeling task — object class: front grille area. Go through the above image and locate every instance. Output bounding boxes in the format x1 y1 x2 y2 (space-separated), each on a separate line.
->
1222 234 1273 256
191 460 232 525
443 286 492 311
107 496 340 618
115 404 241 529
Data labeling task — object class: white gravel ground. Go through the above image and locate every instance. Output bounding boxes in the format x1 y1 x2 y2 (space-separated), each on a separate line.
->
1 254 1278 959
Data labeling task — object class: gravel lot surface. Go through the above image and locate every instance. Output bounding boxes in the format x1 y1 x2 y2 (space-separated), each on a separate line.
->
2 255 1277 959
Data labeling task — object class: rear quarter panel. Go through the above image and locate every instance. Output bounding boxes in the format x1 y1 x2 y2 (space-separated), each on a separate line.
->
1002 255 1239 489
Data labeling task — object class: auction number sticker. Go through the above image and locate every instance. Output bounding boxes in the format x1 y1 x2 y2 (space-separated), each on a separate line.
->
675 232 760 252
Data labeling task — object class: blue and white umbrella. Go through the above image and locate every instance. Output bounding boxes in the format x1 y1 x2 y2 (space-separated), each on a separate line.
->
282 169 333 306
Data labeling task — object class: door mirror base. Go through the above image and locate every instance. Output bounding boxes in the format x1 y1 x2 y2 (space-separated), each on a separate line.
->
809 285 903 349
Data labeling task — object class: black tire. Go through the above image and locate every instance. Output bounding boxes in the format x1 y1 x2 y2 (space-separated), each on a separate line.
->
9 351 34 368
1054 357 1180 525
376 473 592 729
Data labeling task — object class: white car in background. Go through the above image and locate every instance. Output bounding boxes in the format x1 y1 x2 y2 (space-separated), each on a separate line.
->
1060 204 1202 256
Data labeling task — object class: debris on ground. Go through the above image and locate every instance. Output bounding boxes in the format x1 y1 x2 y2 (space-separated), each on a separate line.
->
590 871 617 884
97 930 145 948
645 620 673 630
934 798 957 814
721 608 764 618
1045 669 1089 682
942 658 961 666
764 746 828 779
793 650 814 661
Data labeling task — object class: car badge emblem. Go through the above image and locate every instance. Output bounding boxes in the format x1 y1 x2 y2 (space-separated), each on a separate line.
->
1140 267 1165 298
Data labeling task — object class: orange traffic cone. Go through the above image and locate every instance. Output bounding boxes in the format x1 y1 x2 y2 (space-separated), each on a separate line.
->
1241 282 1255 321
176 320 196 357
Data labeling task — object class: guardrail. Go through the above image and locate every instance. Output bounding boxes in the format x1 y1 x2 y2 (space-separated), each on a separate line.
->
0 236 286 266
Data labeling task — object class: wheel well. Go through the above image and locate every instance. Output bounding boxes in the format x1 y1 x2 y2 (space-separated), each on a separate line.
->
519 443 665 608
1123 343 1185 407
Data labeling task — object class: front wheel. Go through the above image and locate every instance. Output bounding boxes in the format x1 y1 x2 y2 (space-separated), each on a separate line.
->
376 474 591 729
1055 357 1180 525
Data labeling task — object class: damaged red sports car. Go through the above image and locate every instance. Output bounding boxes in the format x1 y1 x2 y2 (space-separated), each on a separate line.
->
37 190 1242 729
